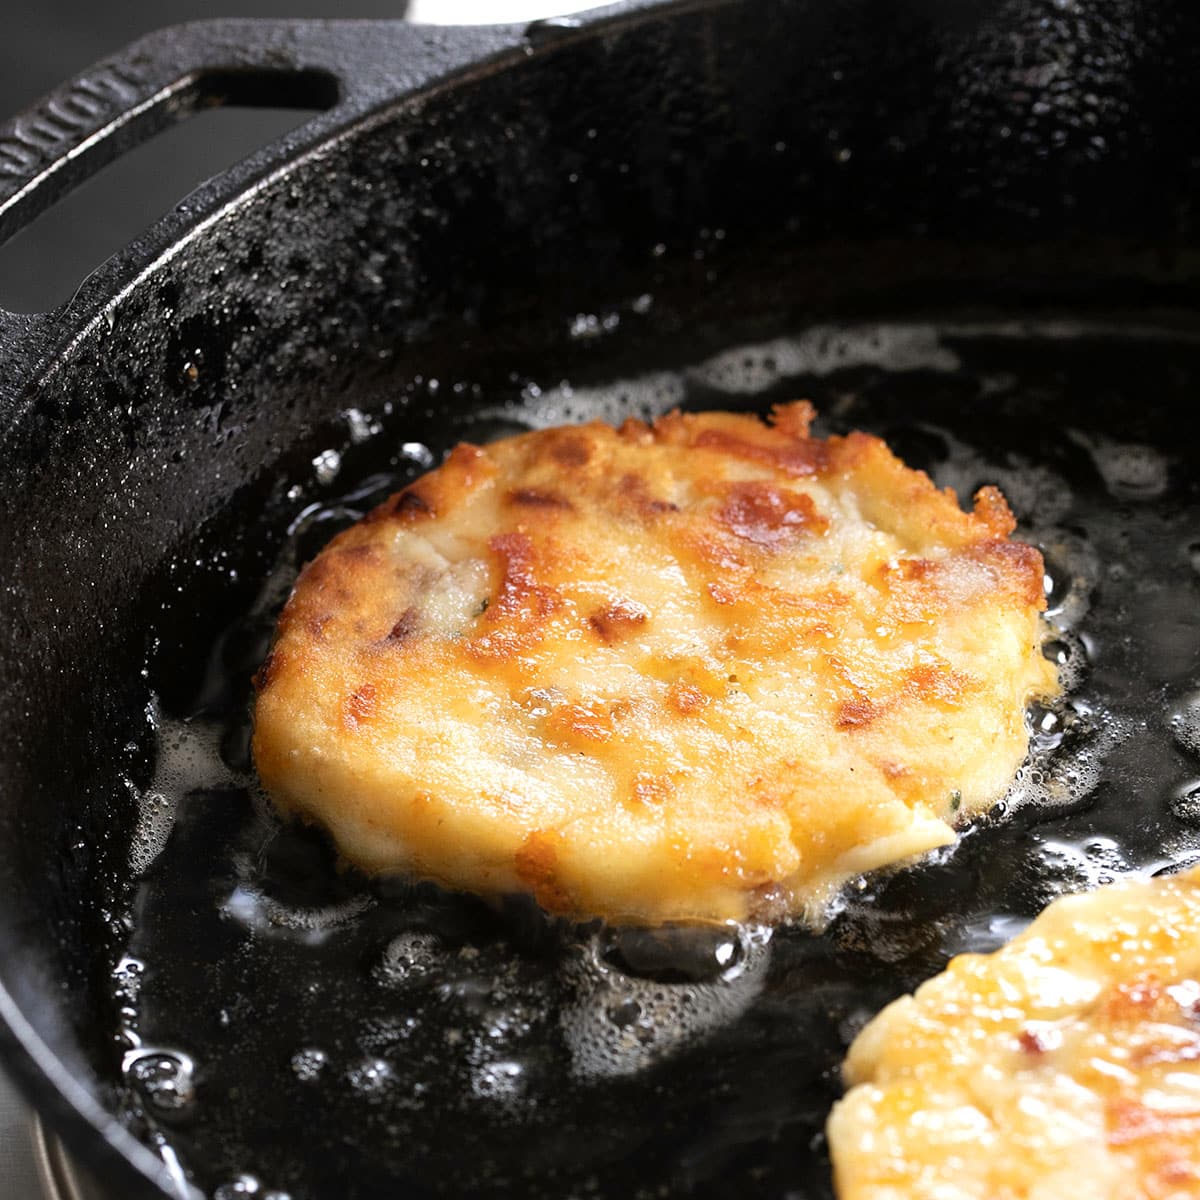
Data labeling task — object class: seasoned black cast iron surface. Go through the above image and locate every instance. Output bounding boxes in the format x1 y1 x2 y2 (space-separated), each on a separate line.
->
3 2 1200 1197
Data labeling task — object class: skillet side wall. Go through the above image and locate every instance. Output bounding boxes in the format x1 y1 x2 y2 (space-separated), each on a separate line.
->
2 0 1200 1194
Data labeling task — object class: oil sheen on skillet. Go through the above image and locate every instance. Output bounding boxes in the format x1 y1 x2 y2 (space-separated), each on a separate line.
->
111 315 1200 1200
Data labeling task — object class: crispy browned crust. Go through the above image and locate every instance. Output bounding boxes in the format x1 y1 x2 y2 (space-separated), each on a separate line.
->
830 865 1200 1200
253 403 1058 924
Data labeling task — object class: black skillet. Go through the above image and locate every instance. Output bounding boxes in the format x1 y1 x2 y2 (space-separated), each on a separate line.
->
4 1 1200 1196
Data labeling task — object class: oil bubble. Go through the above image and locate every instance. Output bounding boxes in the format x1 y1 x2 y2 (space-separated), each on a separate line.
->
129 699 240 876
344 407 380 444
470 1058 526 1102
290 1047 327 1083
687 323 959 396
1006 703 1129 816
112 954 145 999
347 1057 392 1094
1040 630 1090 693
1070 430 1169 500
376 930 443 985
125 1048 196 1115
480 1005 534 1044
358 1015 419 1054
311 448 342 486
399 441 435 468
1037 532 1100 631
561 924 771 1079
568 311 621 339
599 923 745 984
476 371 685 432
222 878 374 942
214 1177 263 1199
1169 782 1200 826
1170 692 1200 756
1036 835 1134 890
606 998 641 1028
1028 702 1065 754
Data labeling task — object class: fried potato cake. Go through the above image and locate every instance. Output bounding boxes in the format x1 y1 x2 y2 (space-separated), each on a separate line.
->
828 865 1200 1200
252 402 1057 924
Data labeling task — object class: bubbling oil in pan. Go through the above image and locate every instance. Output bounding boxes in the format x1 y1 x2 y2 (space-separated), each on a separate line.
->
115 318 1200 1200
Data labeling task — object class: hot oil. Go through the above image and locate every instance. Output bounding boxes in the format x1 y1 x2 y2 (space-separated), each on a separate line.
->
114 318 1200 1199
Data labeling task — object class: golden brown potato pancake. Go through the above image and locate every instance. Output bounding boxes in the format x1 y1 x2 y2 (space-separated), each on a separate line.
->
253 403 1057 923
829 865 1200 1200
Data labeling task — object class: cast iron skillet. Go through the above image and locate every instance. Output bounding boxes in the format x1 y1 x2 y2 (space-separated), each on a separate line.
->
4 1 1200 1196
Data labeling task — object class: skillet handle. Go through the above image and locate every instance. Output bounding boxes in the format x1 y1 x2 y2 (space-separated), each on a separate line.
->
0 25 341 247
0 18 526 349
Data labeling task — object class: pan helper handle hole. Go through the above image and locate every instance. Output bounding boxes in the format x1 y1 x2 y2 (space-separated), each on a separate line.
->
0 67 337 314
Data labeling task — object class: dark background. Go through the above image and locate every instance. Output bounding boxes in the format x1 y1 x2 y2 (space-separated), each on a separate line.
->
2 0 419 118
0 1 418 314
